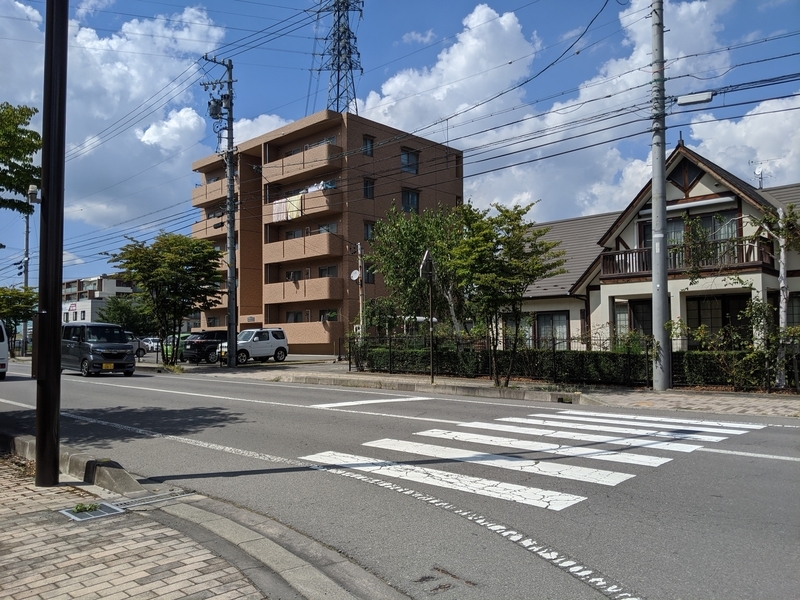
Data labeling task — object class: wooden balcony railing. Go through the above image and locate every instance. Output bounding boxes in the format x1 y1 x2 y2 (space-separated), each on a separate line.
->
601 237 774 277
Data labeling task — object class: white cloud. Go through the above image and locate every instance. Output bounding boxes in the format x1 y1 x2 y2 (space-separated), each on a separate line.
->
402 29 436 44
76 0 114 21
234 114 292 145
136 108 205 151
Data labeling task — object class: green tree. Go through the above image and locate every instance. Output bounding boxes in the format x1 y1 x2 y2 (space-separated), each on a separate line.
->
369 205 466 333
110 233 224 365
0 103 41 221
97 295 158 336
0 286 38 356
451 202 565 387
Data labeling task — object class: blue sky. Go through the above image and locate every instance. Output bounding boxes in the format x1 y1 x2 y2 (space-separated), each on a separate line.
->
1 0 798 286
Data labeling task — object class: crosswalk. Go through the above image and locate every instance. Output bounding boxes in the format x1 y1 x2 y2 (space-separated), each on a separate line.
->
301 409 765 512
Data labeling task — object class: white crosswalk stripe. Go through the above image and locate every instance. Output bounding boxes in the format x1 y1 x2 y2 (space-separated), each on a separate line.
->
300 450 587 511
301 411 762 512
363 438 635 486
414 429 672 467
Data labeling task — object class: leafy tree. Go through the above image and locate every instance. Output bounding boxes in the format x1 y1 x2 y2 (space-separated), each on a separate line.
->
109 233 224 365
97 295 158 336
0 286 38 356
369 205 466 333
0 103 41 222
451 202 565 387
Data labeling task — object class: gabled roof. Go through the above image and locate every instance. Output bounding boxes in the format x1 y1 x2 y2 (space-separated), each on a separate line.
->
598 141 778 247
525 211 620 299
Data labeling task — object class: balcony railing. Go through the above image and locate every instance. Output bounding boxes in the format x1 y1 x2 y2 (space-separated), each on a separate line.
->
263 277 344 303
601 237 774 277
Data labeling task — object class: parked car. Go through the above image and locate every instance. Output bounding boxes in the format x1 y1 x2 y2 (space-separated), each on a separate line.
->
163 333 191 362
182 330 228 363
219 328 289 365
61 322 135 377
141 337 162 352
0 319 8 380
125 332 147 358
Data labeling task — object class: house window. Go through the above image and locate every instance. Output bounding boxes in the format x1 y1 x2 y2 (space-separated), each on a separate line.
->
319 309 338 322
285 270 301 281
686 294 750 344
319 222 337 234
401 148 419 174
536 312 569 349
286 311 303 323
364 264 375 284
72 311 78 322
402 189 419 213
363 136 374 157
80 310 86 320
364 221 375 240
63 312 69 323
630 300 653 335
319 265 338 278
363 178 375 199
788 296 800 327
614 303 629 336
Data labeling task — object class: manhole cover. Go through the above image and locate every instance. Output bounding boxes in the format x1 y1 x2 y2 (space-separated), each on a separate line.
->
60 502 124 522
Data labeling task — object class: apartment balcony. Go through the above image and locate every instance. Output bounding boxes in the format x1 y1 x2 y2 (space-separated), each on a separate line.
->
192 219 228 239
263 188 343 224
263 277 344 304
263 232 342 264
192 179 226 207
261 143 343 184
278 320 345 346
600 238 774 279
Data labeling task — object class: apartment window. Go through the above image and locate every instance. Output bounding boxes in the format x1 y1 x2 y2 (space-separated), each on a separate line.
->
401 189 419 213
207 316 219 327
286 311 303 323
63 312 69 323
319 265 338 278
80 310 86 320
363 177 375 199
319 309 338 322
364 221 375 240
319 222 338 234
401 148 419 174
72 311 78 322
285 229 302 240
363 136 374 157
285 270 301 281
364 264 375 284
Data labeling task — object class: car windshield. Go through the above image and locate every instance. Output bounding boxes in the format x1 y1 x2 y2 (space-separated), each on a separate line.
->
238 331 254 342
86 326 127 343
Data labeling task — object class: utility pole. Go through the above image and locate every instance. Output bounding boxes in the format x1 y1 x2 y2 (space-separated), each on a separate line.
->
23 185 39 357
357 243 365 343
36 0 69 487
202 56 238 368
650 0 671 390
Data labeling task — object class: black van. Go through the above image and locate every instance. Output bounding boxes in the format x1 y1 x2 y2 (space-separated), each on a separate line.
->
61 322 135 377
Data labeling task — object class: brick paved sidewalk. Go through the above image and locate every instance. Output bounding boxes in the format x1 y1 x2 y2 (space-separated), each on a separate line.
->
0 457 263 600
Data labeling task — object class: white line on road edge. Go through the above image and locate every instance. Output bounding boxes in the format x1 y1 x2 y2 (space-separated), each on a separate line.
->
696 447 800 462
312 397 434 408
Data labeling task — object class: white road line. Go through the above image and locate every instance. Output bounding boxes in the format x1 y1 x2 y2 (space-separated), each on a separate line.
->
556 410 766 430
415 429 671 467
300 450 586 511
502 417 727 443
459 421 702 452
311 396 434 408
362 439 635 486
533 413 750 435
697 448 800 462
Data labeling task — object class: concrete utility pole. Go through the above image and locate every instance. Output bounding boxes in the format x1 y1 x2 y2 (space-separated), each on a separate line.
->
650 0 671 390
357 243 366 343
202 56 238 368
36 0 69 487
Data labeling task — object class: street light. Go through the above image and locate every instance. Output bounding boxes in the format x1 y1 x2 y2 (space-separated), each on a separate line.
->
22 184 40 357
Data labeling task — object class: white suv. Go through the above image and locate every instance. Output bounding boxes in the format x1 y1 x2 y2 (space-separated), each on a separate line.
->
220 328 288 365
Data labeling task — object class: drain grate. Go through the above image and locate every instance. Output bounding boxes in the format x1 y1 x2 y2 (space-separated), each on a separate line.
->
112 490 194 509
60 502 124 522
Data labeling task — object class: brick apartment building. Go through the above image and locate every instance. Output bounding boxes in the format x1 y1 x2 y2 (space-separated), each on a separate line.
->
191 109 464 354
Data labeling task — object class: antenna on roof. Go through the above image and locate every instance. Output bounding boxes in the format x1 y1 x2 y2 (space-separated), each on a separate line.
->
749 159 777 190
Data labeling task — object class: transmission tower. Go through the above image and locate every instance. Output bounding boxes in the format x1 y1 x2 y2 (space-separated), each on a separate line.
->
318 0 363 114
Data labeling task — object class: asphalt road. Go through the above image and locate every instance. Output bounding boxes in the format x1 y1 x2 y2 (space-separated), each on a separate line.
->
1 363 798 599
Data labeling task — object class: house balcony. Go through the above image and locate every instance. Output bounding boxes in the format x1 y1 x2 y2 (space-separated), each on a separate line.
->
263 188 343 224
263 232 342 264
192 178 226 207
263 277 344 304
600 237 774 279
261 143 342 184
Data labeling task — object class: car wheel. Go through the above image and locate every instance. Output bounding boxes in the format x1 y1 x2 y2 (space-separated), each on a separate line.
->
0 372 6 380
274 348 287 362
236 350 249 365
80 359 91 377
136 348 145 358
179 354 186 362
207 349 219 363
123 371 133 377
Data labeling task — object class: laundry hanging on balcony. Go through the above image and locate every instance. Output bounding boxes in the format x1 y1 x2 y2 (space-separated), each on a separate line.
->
287 194 303 220
272 197 287 222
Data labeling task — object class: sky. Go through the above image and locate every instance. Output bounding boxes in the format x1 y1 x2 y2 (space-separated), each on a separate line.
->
0 0 798 287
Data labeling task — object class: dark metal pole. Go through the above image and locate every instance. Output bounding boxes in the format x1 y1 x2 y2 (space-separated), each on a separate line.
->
36 0 69 487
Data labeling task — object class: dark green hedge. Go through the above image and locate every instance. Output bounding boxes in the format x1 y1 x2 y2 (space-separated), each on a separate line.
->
672 350 770 390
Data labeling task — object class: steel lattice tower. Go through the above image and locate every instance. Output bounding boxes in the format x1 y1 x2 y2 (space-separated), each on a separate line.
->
319 0 363 114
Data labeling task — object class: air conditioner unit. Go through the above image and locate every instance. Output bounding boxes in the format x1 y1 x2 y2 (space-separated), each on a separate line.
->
305 227 311 236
